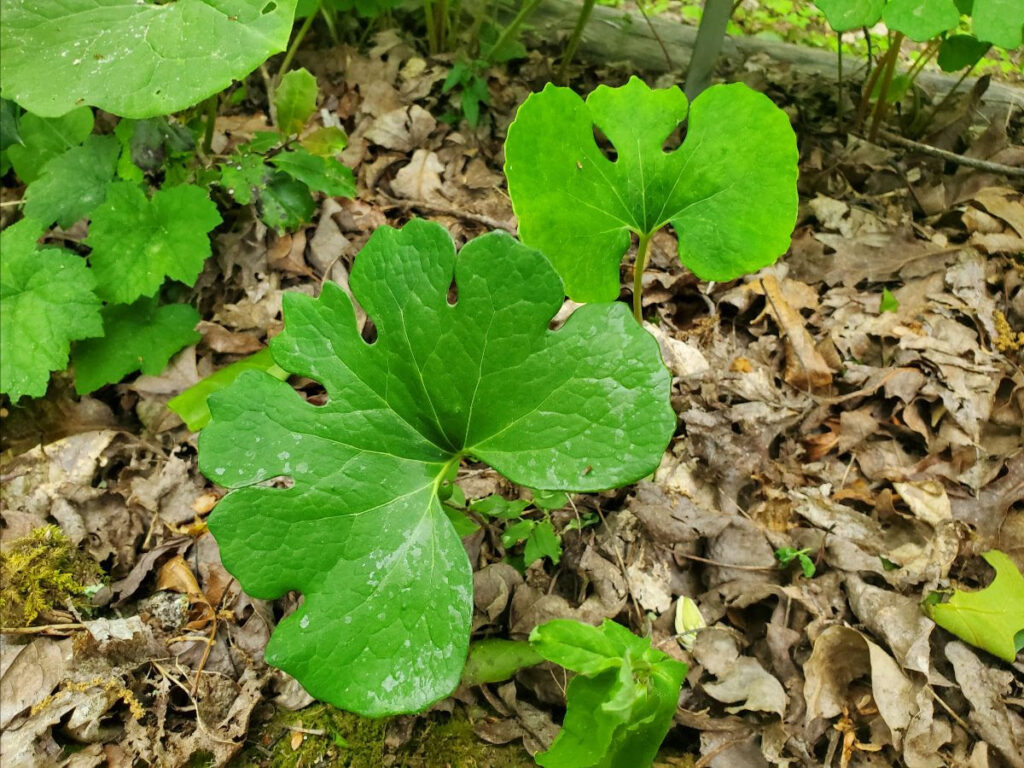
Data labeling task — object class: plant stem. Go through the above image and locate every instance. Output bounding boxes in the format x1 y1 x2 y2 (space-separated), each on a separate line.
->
485 0 543 63
836 30 843 126
319 4 339 45
636 0 673 71
275 5 318 89
869 32 904 141
423 0 438 54
632 232 652 323
905 38 939 84
557 0 595 84
202 93 218 155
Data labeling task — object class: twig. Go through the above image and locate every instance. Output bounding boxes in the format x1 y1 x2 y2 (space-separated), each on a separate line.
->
866 129 1024 178
636 0 674 72
1 623 85 635
678 553 776 571
378 192 516 233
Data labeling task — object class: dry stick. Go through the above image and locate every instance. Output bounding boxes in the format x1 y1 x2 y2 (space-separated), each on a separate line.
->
1 623 86 635
636 0 674 72
378 192 517 232
867 128 1024 178
677 553 776 572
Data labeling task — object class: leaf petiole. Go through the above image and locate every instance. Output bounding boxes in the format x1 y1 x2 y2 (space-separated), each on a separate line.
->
632 231 652 323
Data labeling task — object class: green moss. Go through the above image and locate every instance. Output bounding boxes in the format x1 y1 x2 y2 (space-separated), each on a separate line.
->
0 525 104 627
231 703 535 768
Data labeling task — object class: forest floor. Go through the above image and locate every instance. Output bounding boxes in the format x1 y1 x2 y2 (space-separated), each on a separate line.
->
2 9 1023 768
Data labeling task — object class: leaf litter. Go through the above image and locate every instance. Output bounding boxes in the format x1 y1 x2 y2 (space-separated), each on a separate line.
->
2 23 1023 768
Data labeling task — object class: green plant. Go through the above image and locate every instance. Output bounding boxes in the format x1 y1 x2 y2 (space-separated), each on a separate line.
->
0 0 299 118
924 550 1024 663
1 67 352 402
504 77 799 321
529 619 687 768
774 546 817 578
197 218 675 715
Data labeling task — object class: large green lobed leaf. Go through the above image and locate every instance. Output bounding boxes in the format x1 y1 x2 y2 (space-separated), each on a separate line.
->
0 0 298 118
199 220 674 714
504 77 798 303
0 220 103 401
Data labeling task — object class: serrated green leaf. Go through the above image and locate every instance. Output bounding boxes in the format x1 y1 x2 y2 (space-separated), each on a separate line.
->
71 298 201 394
815 0 885 31
259 173 316 230
198 219 674 715
300 126 348 156
24 134 120 228
937 35 990 71
126 117 197 172
471 495 530 519
883 0 960 40
502 519 537 547
0 219 103 401
274 68 319 136
524 519 562 566
505 77 798 302
926 550 1024 662
220 152 271 206
167 348 289 432
86 182 222 304
0 0 298 118
269 147 356 197
972 0 1024 48
6 107 93 184
462 638 543 686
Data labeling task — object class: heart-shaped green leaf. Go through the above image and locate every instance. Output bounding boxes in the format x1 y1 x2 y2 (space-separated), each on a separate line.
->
815 0 885 31
504 77 798 303
0 0 298 118
926 550 1024 662
199 219 674 715
1 219 103 402
973 0 1024 48
883 0 960 41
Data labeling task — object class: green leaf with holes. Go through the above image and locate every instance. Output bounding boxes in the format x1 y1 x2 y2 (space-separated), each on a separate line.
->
1 220 103 402
198 219 674 715
24 135 120 228
529 619 687 768
0 0 298 118
71 298 201 394
926 550 1024 662
504 77 798 303
86 182 222 304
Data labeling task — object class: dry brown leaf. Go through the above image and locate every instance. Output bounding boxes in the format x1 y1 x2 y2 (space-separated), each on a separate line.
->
391 149 446 202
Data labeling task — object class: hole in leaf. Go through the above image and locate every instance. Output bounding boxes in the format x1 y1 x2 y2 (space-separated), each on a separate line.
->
662 120 686 153
360 316 378 344
262 1 277 12
447 277 459 306
591 125 617 163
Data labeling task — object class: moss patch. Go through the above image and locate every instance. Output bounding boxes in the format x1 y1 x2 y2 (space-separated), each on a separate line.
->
0 525 104 627
231 703 536 768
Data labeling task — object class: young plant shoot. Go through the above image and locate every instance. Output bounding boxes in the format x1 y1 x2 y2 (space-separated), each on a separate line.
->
198 219 675 716
504 76 799 321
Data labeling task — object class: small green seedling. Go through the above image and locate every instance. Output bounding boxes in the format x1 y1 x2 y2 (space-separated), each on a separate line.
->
879 287 900 314
0 0 299 118
924 550 1024 662
774 546 817 578
219 68 354 230
504 76 798 320
529 619 687 768
199 219 675 716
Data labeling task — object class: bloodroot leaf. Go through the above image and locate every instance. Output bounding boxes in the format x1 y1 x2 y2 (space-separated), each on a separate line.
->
504 77 798 302
86 182 222 304
198 219 674 715
0 219 102 401
0 0 298 118
926 550 1024 662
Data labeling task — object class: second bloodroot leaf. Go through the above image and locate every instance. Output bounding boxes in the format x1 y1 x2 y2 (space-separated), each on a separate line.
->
504 76 798 303
198 219 674 715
